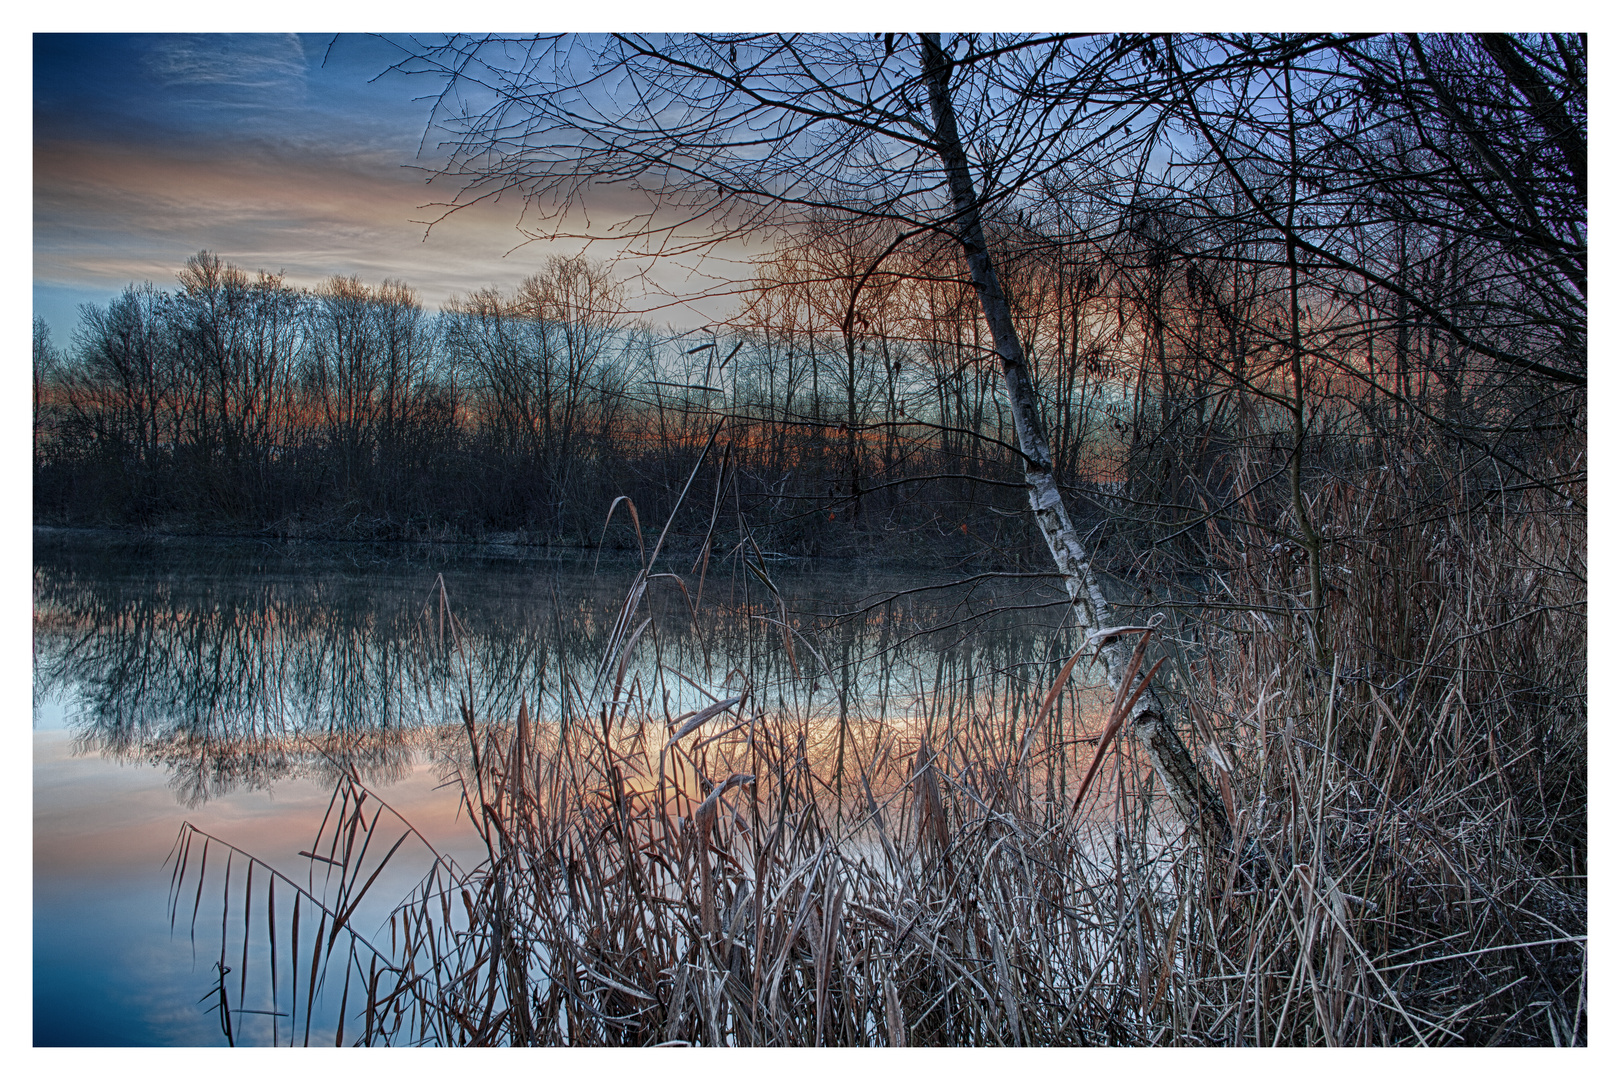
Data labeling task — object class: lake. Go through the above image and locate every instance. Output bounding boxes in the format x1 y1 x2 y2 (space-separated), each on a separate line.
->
33 529 1110 1046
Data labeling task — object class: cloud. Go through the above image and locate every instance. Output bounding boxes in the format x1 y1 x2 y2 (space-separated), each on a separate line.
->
141 33 308 91
35 136 520 303
34 132 766 330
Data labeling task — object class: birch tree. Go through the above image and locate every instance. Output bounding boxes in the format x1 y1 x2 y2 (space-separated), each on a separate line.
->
393 31 1228 835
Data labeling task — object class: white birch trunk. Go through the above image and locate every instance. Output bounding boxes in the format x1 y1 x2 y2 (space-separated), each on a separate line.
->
919 35 1227 837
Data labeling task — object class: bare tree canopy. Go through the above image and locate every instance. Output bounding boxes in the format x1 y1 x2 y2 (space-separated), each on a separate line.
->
393 32 1583 396
397 34 1160 249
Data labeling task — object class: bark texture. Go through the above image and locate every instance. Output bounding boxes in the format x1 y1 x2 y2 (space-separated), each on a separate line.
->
919 34 1227 838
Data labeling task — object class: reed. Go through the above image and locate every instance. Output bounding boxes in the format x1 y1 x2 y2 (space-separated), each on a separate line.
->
169 450 1585 1045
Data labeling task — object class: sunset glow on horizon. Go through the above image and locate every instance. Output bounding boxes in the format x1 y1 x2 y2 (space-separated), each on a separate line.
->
33 33 752 341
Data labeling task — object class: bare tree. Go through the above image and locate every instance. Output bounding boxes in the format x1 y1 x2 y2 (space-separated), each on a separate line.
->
393 31 1228 835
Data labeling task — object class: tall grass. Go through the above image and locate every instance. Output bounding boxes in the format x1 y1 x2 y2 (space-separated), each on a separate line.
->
169 449 1585 1045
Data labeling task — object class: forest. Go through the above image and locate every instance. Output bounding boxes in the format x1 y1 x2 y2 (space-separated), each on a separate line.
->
38 32 1585 1045
34 240 1124 557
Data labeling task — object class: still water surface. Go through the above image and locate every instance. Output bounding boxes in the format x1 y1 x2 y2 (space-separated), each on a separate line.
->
34 530 1092 1045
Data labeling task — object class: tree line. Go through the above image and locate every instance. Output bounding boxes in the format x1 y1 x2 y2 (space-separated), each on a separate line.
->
34 236 1140 557
36 33 1583 588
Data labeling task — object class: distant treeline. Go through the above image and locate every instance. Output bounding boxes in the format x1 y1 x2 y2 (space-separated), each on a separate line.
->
35 166 1577 568
31 244 1131 558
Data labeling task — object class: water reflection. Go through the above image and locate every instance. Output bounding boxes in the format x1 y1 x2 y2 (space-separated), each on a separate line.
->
34 533 1095 807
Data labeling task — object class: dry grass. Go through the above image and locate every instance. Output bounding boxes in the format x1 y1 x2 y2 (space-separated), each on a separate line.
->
169 450 1585 1046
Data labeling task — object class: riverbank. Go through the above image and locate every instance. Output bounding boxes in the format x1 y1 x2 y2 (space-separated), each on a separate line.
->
31 522 1025 577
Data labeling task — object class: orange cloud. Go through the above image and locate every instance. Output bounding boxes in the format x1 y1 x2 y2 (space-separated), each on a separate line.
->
35 135 769 327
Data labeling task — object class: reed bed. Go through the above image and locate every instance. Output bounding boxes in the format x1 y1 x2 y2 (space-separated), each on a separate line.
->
169 451 1585 1046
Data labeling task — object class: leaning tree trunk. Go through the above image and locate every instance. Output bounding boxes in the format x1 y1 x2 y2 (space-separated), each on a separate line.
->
919 34 1227 839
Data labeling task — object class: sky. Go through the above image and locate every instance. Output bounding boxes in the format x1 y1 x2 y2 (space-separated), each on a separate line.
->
31 18 1579 343
32 32 651 343
31 31 783 350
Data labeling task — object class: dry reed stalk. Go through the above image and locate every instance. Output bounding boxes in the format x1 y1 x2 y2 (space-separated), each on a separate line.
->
164 439 1583 1045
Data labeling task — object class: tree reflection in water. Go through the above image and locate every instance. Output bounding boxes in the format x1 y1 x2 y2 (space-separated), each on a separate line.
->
34 533 1095 810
